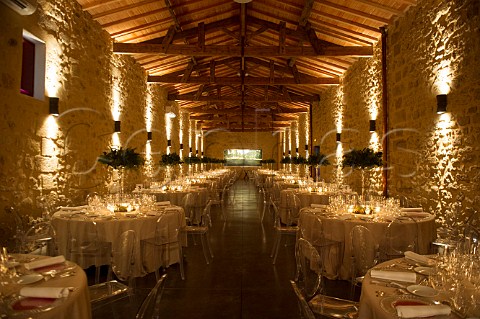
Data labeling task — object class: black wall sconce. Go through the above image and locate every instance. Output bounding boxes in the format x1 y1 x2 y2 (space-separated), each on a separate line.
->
201 151 204 156
167 139 172 147
147 132 152 141
288 149 291 155
189 147 193 153
369 119 376 132
305 144 308 151
196 150 198 154
180 143 183 150
49 97 59 116
336 133 341 143
282 152 285 156
295 147 299 153
437 94 447 114
114 120 121 133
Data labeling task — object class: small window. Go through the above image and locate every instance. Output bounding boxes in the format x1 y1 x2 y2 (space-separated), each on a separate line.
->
21 38 35 96
21 30 45 100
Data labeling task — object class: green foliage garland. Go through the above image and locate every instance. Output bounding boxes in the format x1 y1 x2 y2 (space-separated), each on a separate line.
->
160 152 182 166
98 147 145 169
307 153 330 166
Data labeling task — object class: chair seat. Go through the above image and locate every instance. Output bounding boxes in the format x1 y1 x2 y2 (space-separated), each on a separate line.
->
89 280 129 307
184 225 208 234
141 237 179 246
308 294 359 319
277 226 299 233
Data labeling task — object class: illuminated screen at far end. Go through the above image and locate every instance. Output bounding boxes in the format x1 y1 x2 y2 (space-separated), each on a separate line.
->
224 149 262 166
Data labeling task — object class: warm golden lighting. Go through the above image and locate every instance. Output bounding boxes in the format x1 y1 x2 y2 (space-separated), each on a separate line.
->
45 40 62 97
369 132 380 152
335 142 344 184
146 89 153 132
112 132 121 150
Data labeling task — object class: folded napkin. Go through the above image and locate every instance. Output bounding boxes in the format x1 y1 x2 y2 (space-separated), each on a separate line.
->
156 201 171 206
20 287 70 299
59 205 88 211
311 204 328 209
400 207 423 212
25 255 66 270
401 212 431 218
404 251 435 266
396 304 450 318
370 269 417 283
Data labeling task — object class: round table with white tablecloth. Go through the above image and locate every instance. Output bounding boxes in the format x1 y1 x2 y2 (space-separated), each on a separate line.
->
298 208 437 280
0 254 91 319
51 206 186 278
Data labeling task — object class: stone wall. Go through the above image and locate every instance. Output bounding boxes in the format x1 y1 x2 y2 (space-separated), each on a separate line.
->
313 0 480 230
0 0 174 248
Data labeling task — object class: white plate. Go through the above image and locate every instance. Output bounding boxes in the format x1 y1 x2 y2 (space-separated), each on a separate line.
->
17 274 44 285
406 285 438 297
414 266 435 276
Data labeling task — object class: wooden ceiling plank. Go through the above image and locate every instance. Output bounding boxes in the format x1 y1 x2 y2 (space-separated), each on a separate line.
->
101 7 170 29
298 0 315 27
111 19 170 39
198 22 205 51
313 9 382 35
144 17 238 44
351 0 405 16
319 0 391 25
92 0 164 20
210 60 215 83
194 84 205 100
81 0 122 11
221 27 241 42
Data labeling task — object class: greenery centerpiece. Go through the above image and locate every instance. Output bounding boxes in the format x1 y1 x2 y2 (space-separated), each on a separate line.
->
307 153 330 181
260 158 276 170
98 147 145 193
342 147 382 197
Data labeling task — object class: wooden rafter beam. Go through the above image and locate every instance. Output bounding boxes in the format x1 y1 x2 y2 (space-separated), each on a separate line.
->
148 75 339 85
168 92 319 102
319 0 390 24
352 0 405 16
113 43 373 57
184 106 308 114
82 0 122 11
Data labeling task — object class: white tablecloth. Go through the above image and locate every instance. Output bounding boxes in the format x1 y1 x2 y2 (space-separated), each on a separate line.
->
52 206 186 277
298 209 436 280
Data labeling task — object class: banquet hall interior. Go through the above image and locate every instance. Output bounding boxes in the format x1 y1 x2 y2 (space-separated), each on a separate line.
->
0 0 479 318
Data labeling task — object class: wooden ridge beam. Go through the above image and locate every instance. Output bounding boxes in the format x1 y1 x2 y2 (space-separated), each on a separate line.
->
184 106 308 114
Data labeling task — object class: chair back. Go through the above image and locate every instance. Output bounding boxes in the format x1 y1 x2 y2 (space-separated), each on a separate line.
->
350 225 378 279
383 217 417 259
290 280 316 319
286 193 301 225
296 238 322 299
181 193 196 221
135 274 167 319
22 221 57 256
112 230 136 282
462 225 480 255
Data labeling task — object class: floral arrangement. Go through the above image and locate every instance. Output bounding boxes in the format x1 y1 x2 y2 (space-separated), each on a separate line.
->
160 152 182 165
98 147 145 169
307 153 330 166
291 156 307 165
342 147 382 169
281 157 292 164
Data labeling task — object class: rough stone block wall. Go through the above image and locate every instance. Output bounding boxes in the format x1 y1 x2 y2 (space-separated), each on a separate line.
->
0 0 171 248
313 0 480 231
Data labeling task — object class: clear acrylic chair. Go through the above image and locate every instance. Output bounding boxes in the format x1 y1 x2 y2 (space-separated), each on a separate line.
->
297 210 342 280
67 220 111 284
90 230 137 309
462 225 480 255
183 201 214 264
21 221 57 256
141 210 185 280
271 201 299 264
135 274 167 319
181 193 196 225
350 225 379 298
382 216 417 261
293 238 359 319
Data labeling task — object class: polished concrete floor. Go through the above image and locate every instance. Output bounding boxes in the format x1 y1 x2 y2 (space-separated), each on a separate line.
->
90 179 352 319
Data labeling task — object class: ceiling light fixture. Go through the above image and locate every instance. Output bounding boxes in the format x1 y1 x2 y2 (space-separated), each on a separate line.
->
233 0 252 3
